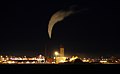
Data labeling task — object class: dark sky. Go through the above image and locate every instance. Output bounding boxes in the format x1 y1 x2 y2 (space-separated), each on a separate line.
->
0 0 119 57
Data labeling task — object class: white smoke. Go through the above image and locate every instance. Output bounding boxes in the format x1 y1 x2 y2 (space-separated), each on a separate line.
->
48 5 87 38
48 9 75 38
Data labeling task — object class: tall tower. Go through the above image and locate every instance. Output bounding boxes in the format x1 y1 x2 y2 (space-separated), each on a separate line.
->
60 44 64 57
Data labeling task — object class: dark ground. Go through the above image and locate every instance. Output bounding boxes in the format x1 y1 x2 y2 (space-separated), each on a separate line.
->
0 64 119 73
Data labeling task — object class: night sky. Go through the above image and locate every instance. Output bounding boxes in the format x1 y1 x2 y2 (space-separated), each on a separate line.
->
0 0 119 57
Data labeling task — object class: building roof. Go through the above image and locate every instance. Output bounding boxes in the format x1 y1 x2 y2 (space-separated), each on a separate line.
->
60 44 64 48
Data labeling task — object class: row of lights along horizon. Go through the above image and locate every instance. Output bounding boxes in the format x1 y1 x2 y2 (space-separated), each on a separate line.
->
0 54 120 64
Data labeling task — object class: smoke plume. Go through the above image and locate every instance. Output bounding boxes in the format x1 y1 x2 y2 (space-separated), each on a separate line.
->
48 5 87 38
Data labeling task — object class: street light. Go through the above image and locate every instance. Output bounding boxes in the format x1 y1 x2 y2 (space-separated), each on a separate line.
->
54 51 59 64
1 56 3 58
54 51 59 57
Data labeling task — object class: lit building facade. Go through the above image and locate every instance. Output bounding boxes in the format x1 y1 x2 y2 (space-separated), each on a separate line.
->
60 45 64 57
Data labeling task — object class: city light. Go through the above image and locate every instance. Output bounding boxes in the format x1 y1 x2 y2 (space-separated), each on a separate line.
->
82 59 89 62
100 60 107 63
1 56 3 58
69 56 78 62
0 54 120 64
26 61 30 64
54 51 59 57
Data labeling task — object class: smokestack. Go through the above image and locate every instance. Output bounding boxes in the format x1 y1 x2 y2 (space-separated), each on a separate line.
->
59 44 64 57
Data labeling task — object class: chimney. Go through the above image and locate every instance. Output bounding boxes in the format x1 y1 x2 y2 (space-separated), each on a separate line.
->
60 44 64 57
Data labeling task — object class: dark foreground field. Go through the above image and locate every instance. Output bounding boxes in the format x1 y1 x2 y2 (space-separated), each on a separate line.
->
0 64 119 73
